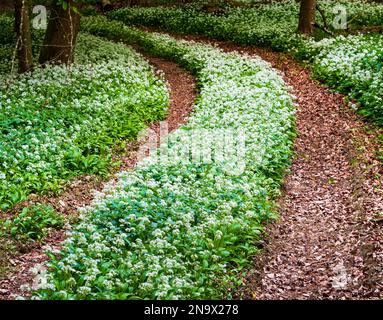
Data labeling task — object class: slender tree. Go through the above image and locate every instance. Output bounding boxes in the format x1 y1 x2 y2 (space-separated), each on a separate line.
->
14 0 33 72
39 1 81 65
298 0 317 36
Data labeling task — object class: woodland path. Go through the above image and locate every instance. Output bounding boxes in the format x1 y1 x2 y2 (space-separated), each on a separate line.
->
173 35 383 299
0 55 196 300
1 33 382 300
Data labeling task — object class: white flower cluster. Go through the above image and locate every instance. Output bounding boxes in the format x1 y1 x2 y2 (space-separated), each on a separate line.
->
36 26 295 300
312 33 383 123
107 0 383 59
0 33 169 210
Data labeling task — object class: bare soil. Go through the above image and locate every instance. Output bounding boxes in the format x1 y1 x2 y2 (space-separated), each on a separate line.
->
139 29 383 299
177 35 383 300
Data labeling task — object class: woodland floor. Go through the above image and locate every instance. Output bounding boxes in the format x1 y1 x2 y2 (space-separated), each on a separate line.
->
240 46 383 300
1 34 382 300
175 35 383 299
0 56 196 299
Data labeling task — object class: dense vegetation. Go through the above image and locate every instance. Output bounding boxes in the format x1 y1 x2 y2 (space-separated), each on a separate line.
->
0 23 169 210
0 0 382 301
0 203 64 242
35 18 295 299
312 34 383 125
108 0 383 59
108 1 383 124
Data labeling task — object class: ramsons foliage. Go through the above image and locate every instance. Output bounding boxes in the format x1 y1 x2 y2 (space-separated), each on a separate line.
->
35 17 295 299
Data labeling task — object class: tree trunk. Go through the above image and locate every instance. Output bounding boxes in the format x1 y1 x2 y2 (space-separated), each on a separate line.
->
39 1 80 65
14 0 33 73
298 0 317 36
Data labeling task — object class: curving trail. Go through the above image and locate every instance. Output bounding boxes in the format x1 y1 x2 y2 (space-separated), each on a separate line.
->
119 52 196 170
0 55 196 300
151 32 383 299
1 30 382 299
248 55 383 300
197 39 383 299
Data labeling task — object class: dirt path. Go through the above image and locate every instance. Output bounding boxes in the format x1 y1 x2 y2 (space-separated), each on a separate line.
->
196 38 383 300
248 55 383 299
2 32 381 300
143 31 383 299
0 55 196 300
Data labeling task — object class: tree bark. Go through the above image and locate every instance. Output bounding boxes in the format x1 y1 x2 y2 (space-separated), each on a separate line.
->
14 0 33 73
298 0 317 36
39 1 80 65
